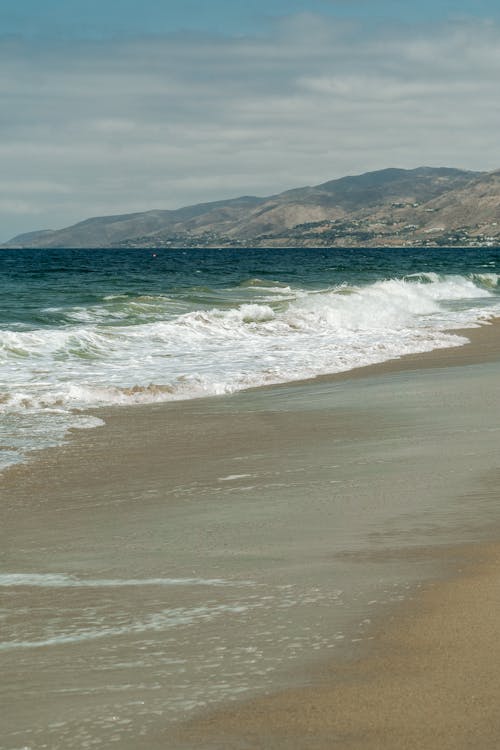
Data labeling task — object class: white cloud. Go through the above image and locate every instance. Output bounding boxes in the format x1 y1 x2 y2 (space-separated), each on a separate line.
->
1 16 500 240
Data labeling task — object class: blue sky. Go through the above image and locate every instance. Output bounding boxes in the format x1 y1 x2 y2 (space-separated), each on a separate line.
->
1 0 500 37
1 2 500 241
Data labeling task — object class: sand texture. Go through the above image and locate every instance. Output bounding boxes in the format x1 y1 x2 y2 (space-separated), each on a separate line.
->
170 543 500 749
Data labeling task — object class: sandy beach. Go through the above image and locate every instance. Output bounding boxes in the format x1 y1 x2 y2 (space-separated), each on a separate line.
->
3 320 500 748
160 322 500 749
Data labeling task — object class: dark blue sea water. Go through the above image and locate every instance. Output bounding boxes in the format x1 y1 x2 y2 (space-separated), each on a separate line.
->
1 246 500 468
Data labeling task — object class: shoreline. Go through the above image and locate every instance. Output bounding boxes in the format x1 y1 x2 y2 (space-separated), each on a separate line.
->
7 319 499 496
94 316 500 430
261 316 500 391
1 319 498 485
3 318 500 748
163 319 500 749
165 319 500 749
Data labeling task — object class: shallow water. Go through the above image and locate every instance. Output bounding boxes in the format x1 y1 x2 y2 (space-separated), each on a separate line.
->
3 354 500 748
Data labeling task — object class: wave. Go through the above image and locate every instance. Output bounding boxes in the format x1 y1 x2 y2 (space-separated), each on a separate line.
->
1 271 498 469
0 276 493 410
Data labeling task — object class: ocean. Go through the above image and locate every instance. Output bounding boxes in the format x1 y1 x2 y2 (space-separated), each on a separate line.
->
1 246 500 471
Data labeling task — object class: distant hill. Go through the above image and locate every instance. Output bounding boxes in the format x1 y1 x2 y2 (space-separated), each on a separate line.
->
5 166 500 249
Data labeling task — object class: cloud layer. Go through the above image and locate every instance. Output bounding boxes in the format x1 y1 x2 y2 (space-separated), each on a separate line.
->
2 14 500 240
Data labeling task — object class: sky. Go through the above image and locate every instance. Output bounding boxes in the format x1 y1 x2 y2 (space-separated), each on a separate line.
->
1 0 500 241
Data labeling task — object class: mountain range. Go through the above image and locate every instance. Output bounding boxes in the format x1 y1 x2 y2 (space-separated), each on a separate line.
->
4 166 500 249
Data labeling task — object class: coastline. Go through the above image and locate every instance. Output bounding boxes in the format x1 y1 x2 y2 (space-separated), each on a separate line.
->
3 319 500 748
167 319 500 749
168 319 500 749
266 316 500 389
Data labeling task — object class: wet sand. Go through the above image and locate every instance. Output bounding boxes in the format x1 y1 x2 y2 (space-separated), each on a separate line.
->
170 542 500 750
3 320 500 748
168 320 500 749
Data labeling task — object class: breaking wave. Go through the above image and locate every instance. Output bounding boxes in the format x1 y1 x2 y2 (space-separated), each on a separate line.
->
1 271 499 469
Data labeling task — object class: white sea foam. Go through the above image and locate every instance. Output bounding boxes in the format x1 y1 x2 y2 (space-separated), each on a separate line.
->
219 474 254 482
1 273 498 469
0 573 250 588
0 604 249 651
